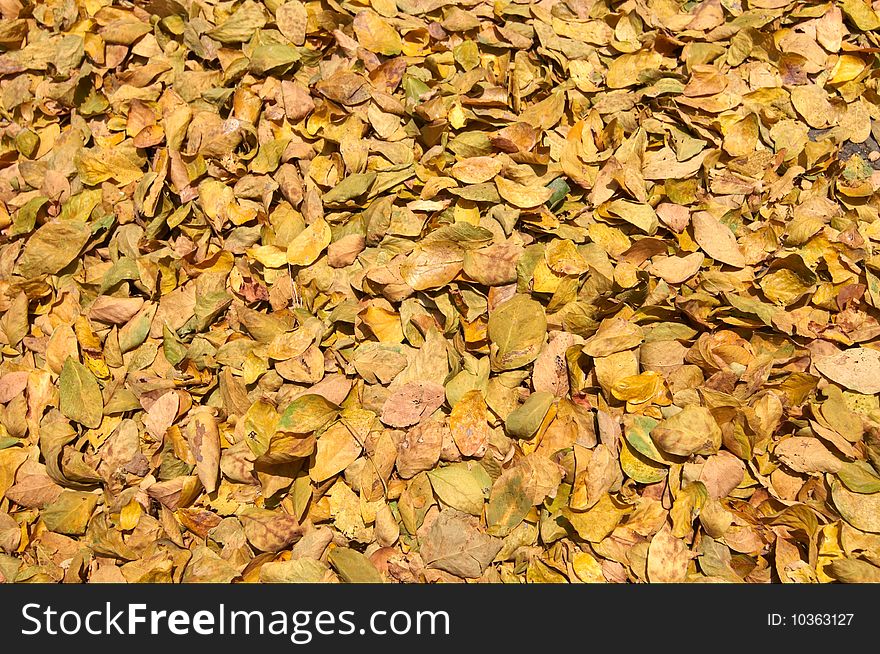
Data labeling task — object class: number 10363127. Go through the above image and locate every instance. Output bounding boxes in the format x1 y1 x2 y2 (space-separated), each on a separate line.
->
767 613 855 627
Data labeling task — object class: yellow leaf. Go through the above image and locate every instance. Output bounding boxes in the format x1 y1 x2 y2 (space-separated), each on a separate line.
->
120 499 142 531
571 551 606 582
311 422 363 482
495 176 553 209
359 303 404 343
453 199 481 225
605 51 664 88
545 239 589 275
830 55 865 84
451 157 503 184
287 217 332 266
353 10 402 55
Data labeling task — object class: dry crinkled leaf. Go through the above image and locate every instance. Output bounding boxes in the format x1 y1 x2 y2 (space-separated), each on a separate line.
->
207 1 267 43
827 559 880 583
647 524 691 582
316 71 371 105
186 409 221 493
582 318 643 357
463 242 521 286
277 395 339 434
699 452 746 500
815 349 880 394
487 455 562 536
396 420 444 479
837 461 880 494
449 390 490 457
145 391 179 441
652 405 721 457
420 509 502 578
381 381 445 428
250 44 301 75
791 85 836 129
775 437 844 474
533 331 581 397
276 1 307 46
5 464 63 508
240 508 303 552
0 449 28 501
486 466 533 537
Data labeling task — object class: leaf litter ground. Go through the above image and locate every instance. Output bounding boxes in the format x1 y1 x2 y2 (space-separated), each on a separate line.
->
2 0 880 583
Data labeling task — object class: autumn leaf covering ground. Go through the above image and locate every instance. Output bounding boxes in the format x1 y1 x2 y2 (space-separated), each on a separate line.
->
2 0 880 584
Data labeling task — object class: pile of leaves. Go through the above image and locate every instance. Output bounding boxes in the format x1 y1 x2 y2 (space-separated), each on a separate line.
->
2 0 880 584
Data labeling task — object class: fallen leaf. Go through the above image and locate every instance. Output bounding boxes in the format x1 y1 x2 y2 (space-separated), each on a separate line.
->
420 510 502 578
59 357 103 429
815 349 880 394
692 211 746 268
647 524 691 582
381 381 446 428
